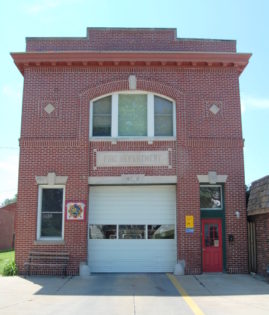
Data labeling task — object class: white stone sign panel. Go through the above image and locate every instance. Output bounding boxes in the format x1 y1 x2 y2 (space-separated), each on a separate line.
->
96 151 169 167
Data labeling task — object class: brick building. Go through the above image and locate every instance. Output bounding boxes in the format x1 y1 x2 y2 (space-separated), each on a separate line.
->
248 175 269 276
11 28 251 275
0 202 16 250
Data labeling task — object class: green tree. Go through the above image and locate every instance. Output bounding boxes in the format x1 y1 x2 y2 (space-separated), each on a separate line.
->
1 194 17 207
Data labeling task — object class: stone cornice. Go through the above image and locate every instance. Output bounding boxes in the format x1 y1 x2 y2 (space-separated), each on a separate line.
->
11 51 251 75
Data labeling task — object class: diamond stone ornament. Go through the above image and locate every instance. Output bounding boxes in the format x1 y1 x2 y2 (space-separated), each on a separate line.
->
209 104 220 115
44 103 55 114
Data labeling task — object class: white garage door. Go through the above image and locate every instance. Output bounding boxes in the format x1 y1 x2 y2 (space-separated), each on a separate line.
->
88 185 176 273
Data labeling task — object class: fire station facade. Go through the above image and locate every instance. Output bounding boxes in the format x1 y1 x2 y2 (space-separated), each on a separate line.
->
12 28 251 275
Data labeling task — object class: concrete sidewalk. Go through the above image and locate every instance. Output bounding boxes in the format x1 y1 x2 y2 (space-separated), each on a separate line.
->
174 273 269 315
0 274 268 315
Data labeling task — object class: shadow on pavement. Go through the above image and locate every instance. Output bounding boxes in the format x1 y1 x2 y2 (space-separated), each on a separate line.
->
25 273 180 296
22 273 269 297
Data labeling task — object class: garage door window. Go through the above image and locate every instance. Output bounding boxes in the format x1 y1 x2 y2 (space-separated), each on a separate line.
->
89 225 117 239
148 224 175 239
119 225 145 239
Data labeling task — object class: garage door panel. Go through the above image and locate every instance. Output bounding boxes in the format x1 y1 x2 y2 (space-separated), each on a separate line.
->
89 185 176 272
89 240 176 273
90 186 176 224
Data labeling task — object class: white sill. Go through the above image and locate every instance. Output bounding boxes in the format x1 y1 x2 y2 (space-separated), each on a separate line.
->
34 240 65 245
89 137 176 142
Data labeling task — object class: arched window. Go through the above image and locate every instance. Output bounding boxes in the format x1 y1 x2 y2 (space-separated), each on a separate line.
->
90 92 176 138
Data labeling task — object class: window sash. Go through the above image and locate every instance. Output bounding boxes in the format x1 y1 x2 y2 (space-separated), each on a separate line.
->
37 186 65 240
41 213 63 238
154 96 173 136
92 96 112 137
90 92 175 138
118 94 147 136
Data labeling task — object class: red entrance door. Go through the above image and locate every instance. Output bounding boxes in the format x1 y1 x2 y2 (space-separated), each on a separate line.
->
202 218 223 272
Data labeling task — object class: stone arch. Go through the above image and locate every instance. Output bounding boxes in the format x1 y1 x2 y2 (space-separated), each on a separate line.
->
80 78 184 101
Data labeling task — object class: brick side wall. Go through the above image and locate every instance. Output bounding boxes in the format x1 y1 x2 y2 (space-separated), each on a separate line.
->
255 214 269 276
0 203 16 250
26 28 236 52
15 29 247 275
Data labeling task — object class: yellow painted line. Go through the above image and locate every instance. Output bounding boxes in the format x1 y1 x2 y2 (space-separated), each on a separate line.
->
167 273 205 315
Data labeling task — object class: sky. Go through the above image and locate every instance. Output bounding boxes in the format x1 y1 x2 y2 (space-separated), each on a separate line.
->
0 0 268 204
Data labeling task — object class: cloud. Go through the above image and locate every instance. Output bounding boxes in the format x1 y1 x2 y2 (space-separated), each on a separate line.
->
23 0 82 14
241 95 269 113
24 0 63 14
2 84 22 105
0 152 19 204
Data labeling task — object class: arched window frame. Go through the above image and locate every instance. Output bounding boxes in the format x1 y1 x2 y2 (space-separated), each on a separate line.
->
89 91 176 139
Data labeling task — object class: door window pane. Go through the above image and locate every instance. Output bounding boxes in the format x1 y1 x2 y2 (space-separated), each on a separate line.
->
154 96 173 136
92 96 112 136
118 94 147 136
89 225 117 239
200 186 222 209
119 225 145 239
148 224 175 239
204 224 219 247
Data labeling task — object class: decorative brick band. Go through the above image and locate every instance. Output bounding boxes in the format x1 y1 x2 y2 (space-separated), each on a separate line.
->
182 137 244 148
19 139 88 148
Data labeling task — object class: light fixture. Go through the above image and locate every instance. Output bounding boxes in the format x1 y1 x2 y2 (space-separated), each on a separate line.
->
235 210 240 219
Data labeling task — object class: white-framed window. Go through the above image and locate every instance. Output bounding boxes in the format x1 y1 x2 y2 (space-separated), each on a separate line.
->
200 185 223 210
90 91 176 139
37 185 65 240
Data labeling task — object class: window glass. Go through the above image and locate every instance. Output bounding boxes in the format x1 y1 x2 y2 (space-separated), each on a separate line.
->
119 225 145 239
89 225 117 239
204 224 219 247
92 96 112 136
118 94 147 136
200 186 222 209
154 96 173 136
148 224 175 239
41 213 62 237
40 188 63 238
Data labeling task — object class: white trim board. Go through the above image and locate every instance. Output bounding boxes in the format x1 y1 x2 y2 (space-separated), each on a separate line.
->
88 175 177 185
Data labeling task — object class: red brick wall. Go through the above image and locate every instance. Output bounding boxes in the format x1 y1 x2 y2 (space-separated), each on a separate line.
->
0 203 16 250
255 214 269 276
26 28 236 52
15 28 247 275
